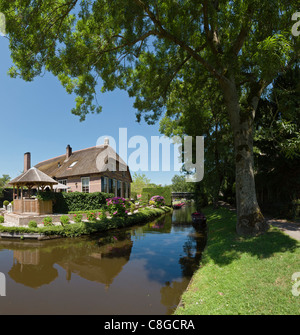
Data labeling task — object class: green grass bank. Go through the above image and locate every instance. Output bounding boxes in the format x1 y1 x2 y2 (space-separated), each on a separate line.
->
175 207 300 315
0 206 172 239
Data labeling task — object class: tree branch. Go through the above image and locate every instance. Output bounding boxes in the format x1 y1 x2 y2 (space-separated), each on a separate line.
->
133 0 224 81
231 5 254 56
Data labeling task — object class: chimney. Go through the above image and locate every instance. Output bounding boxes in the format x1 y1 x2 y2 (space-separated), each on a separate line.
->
24 152 31 172
104 138 109 146
66 145 72 159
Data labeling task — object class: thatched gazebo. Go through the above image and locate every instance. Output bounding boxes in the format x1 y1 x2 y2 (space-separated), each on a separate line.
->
9 167 58 215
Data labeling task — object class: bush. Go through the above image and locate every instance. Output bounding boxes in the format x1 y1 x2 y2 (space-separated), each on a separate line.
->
0 207 172 238
73 213 83 223
130 191 137 200
28 220 37 228
140 192 150 206
3 200 9 206
0 215 4 223
60 215 70 226
86 211 98 222
142 187 172 206
130 202 136 213
98 210 107 220
149 195 165 207
106 197 130 217
53 191 114 213
43 217 53 226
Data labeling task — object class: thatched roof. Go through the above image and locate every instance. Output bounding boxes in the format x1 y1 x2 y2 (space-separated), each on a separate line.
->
34 145 132 182
9 167 58 186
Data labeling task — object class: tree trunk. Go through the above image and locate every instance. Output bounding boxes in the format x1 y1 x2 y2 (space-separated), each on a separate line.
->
220 76 269 236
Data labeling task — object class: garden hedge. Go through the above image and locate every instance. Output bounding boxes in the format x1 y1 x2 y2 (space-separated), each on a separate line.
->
0 206 172 238
53 191 114 213
142 186 172 206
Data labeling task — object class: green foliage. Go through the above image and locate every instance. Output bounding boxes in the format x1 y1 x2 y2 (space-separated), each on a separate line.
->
53 191 114 213
171 174 195 193
3 200 9 206
68 209 102 214
0 207 172 238
28 220 37 228
140 192 150 206
60 215 70 226
130 202 136 213
254 67 300 219
0 215 4 223
1 1 298 122
36 191 56 201
86 211 98 223
142 187 172 206
73 213 83 223
42 217 53 226
106 197 130 217
175 206 300 315
130 191 138 200
131 173 157 194
0 175 10 188
149 195 165 208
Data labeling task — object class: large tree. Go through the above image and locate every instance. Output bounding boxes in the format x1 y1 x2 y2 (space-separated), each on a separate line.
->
1 1 299 235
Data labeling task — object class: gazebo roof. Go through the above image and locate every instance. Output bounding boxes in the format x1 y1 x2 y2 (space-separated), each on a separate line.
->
9 167 58 187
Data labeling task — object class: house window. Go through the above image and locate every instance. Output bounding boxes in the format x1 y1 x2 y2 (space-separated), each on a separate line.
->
127 183 130 198
58 179 67 192
101 176 108 193
109 178 116 194
124 182 128 198
113 179 116 196
82 177 90 193
117 180 121 197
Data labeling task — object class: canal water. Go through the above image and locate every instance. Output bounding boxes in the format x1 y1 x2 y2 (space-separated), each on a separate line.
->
0 204 206 315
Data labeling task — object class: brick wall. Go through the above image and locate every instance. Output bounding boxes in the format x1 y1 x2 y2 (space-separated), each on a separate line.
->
63 171 131 197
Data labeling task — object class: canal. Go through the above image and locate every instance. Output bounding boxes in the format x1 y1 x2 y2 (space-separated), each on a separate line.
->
0 204 206 315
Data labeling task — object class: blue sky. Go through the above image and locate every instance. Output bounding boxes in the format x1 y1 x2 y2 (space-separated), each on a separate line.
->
0 36 181 185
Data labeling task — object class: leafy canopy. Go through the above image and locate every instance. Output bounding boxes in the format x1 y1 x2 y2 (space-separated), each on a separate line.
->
1 0 299 121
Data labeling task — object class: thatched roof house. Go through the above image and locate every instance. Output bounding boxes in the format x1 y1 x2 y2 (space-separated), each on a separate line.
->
33 140 132 197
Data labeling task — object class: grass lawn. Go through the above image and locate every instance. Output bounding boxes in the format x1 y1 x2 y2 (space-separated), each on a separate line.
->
175 207 300 315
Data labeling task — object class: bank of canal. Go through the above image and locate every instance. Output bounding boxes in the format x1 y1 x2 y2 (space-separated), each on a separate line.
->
0 204 206 315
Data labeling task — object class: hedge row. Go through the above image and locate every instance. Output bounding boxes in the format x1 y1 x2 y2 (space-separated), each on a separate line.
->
142 187 172 206
53 191 114 213
0 207 172 238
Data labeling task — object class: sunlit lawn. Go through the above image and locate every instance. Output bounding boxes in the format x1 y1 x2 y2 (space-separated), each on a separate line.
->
175 207 300 315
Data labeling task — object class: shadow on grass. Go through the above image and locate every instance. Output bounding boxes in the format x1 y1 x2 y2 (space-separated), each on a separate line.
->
202 207 299 267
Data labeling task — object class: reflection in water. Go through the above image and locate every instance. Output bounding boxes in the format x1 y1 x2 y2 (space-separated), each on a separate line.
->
0 204 206 315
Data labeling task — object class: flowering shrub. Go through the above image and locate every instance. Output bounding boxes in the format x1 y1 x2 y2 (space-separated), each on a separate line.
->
106 197 130 217
73 213 83 223
87 211 98 222
43 216 53 226
98 211 106 220
149 195 165 208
